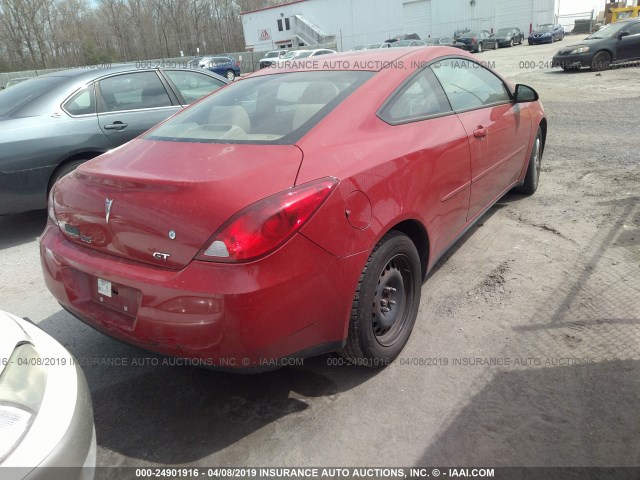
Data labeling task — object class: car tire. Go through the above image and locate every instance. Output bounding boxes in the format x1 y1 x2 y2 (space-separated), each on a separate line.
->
339 231 422 366
509 39 514 47
50 160 87 191
515 128 542 196
590 51 611 71
225 69 236 81
494 41 499 50
477 42 483 53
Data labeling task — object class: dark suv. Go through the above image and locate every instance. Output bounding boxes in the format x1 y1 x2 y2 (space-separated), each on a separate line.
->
552 19 640 71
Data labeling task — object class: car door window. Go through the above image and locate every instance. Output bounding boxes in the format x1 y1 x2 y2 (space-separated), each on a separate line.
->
63 86 96 116
97 72 172 113
379 67 452 124
626 23 640 35
163 70 226 104
431 58 511 112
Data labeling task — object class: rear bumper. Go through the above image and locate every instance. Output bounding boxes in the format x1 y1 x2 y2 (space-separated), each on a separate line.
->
40 224 366 369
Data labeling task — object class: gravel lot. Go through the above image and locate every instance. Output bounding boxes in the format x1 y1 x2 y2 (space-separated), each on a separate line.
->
1 37 638 472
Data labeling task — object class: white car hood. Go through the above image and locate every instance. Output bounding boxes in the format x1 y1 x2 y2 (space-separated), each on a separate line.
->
0 311 31 377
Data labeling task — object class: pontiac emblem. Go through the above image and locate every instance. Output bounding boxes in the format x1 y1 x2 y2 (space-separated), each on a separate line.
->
105 198 114 224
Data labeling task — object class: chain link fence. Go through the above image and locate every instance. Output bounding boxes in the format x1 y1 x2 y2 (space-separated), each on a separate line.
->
557 11 596 35
0 43 338 88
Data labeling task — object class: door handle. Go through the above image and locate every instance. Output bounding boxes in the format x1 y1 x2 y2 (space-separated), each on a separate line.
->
104 122 128 130
473 126 488 139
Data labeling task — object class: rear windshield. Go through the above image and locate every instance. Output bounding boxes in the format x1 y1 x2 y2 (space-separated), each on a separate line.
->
460 33 477 38
497 29 513 35
146 70 373 145
0 76 66 117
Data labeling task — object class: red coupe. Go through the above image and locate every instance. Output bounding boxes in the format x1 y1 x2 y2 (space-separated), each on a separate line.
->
41 48 546 369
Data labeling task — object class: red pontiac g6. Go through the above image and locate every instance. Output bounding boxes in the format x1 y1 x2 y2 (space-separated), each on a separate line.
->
41 48 546 369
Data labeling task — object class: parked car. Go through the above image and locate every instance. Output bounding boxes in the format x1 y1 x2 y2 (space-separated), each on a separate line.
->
187 56 203 69
552 18 640 71
388 33 422 42
42 47 546 370
0 310 95 477
349 45 365 51
0 65 227 215
272 49 337 67
492 27 525 47
390 40 426 47
454 28 471 40
424 36 457 47
2 77 30 89
528 23 564 44
259 49 289 69
363 43 392 49
199 56 241 81
457 30 496 52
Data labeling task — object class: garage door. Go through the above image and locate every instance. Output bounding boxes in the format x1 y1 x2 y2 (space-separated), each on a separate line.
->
403 0 431 39
496 0 534 32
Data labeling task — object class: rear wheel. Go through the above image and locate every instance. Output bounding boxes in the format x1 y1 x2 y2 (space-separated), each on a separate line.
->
225 69 236 81
515 128 542 195
477 42 483 53
590 51 611 71
49 159 86 191
339 231 422 367
493 41 499 50
509 39 514 47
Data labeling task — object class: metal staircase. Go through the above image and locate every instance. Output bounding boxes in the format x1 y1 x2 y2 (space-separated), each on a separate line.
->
291 14 336 47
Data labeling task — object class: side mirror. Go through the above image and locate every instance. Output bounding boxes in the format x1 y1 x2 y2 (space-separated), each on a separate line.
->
514 84 539 103
619 31 630 39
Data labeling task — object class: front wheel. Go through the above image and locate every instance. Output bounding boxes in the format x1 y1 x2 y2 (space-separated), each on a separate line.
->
494 41 499 50
339 231 422 366
510 39 514 47
477 42 483 53
590 51 611 71
515 128 542 195
225 69 236 81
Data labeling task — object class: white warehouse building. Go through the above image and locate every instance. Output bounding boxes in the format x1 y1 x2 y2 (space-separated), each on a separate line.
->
241 0 569 52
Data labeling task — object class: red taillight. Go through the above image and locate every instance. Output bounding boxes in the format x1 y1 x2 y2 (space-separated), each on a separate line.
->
196 177 338 263
47 185 58 226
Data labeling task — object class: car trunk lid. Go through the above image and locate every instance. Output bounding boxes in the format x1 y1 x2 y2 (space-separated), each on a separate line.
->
53 139 304 269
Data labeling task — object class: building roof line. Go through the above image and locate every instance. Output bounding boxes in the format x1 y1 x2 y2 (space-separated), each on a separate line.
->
240 0 307 16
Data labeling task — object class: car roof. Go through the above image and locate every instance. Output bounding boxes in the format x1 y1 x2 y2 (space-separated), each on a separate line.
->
36 64 227 85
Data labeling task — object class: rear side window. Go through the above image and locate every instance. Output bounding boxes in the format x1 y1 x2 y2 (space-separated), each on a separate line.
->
146 70 373 145
97 72 172 113
431 58 511 112
379 67 452 124
0 77 66 117
206 57 231 67
63 87 96 116
163 70 226 104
